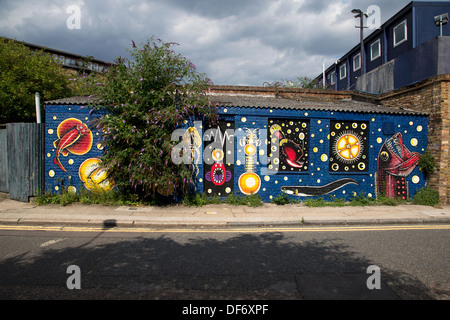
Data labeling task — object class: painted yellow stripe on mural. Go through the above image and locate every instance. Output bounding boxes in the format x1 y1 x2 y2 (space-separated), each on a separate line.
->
0 224 449 234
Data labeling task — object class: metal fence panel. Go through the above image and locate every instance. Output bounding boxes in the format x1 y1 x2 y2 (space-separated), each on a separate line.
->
7 123 45 202
0 129 8 192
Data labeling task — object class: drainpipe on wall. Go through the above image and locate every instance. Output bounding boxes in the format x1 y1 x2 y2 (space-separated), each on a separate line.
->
35 92 41 124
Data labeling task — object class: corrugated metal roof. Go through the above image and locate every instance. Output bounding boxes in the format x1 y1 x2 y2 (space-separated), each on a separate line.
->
46 93 428 116
209 94 428 116
45 95 101 105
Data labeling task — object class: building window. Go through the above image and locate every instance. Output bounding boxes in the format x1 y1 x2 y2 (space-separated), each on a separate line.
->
353 53 361 71
370 39 381 61
394 20 407 47
330 71 336 85
339 64 347 80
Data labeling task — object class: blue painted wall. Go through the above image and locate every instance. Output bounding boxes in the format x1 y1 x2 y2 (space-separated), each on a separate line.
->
45 104 429 203
191 106 429 203
44 104 111 195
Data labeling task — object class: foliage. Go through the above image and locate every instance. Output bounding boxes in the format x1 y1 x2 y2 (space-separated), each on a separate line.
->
226 193 263 207
183 193 221 207
0 38 106 123
92 37 217 201
418 150 435 178
412 187 440 206
304 196 346 207
348 193 376 206
0 38 76 123
304 193 409 207
270 193 300 205
184 193 264 207
35 188 142 207
263 76 322 89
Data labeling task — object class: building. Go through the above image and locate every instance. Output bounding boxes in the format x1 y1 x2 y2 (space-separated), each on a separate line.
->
315 1 450 94
44 87 429 203
2 37 112 76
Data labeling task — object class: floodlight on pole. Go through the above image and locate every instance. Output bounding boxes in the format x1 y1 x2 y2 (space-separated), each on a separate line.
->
352 9 369 75
434 13 448 36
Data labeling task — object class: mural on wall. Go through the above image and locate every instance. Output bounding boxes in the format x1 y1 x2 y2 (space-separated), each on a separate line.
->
238 128 262 195
268 119 309 172
182 126 202 185
281 178 360 197
376 132 422 200
46 107 114 194
79 158 114 193
53 118 93 172
46 104 429 202
203 121 235 197
329 120 369 173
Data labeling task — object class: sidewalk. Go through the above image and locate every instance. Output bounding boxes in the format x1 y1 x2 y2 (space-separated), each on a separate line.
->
1 193 450 229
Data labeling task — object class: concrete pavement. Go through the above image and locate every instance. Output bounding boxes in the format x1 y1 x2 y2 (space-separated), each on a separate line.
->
1 192 450 229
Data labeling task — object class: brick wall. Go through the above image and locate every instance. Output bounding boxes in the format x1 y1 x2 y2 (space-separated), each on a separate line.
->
378 75 450 203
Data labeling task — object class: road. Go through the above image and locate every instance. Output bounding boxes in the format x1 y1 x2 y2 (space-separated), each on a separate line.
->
0 224 449 302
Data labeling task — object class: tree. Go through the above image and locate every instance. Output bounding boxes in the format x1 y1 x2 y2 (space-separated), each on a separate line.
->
0 38 75 123
93 38 217 201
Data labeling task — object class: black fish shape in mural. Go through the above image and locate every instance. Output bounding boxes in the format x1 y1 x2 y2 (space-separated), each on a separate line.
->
281 178 360 197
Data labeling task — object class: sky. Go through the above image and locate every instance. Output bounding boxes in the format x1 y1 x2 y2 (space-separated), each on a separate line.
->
0 0 448 86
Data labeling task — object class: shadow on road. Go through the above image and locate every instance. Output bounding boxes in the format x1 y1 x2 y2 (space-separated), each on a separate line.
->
0 230 447 300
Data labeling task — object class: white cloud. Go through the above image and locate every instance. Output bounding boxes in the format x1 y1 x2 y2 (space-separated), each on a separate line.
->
1 0 435 85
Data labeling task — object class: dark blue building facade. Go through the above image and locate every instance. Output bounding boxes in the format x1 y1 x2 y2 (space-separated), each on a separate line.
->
317 1 450 93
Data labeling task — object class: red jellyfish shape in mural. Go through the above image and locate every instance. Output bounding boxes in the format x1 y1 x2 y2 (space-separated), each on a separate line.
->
53 118 93 172
271 125 304 169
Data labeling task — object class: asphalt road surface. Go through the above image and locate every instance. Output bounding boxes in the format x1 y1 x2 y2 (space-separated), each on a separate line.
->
0 224 449 302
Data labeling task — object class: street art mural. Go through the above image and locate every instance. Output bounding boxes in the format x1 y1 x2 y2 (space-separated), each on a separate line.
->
376 132 421 200
52 118 93 172
45 105 114 194
329 120 369 173
182 126 202 186
203 121 235 197
45 103 429 202
268 119 309 172
193 107 429 202
79 158 114 193
238 128 262 195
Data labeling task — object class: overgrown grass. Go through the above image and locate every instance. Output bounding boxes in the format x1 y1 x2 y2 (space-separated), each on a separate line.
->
184 193 264 207
304 192 410 208
35 188 440 208
270 193 300 205
35 188 142 207
225 193 263 207
36 189 264 208
412 187 440 206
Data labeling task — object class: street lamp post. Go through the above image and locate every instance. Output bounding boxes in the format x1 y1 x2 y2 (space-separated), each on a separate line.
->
352 9 369 75
434 13 449 37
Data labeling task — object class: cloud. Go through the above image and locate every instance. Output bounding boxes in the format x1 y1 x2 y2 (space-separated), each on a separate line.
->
1 0 444 86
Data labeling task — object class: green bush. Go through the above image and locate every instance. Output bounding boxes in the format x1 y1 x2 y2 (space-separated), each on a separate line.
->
226 193 263 207
418 150 435 178
184 193 221 207
270 193 295 205
271 194 290 205
35 188 143 207
348 193 375 206
412 187 440 206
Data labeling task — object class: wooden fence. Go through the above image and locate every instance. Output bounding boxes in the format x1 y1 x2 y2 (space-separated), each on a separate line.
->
0 123 45 202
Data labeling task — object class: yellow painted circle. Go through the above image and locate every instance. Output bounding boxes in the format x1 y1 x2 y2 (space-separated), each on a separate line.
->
336 134 361 160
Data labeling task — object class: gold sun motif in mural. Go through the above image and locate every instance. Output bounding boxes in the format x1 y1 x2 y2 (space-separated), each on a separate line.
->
334 132 363 162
